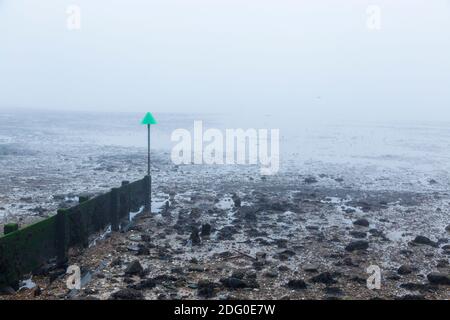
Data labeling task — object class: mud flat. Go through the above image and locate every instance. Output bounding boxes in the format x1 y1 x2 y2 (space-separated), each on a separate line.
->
1 161 449 300
1 112 449 299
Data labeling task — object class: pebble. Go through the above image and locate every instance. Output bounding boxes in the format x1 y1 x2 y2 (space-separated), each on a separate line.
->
353 219 370 227
124 260 143 275
110 288 143 300
286 279 307 290
397 265 413 275
303 264 319 273
345 240 369 252
310 272 337 285
412 236 438 247
427 272 450 285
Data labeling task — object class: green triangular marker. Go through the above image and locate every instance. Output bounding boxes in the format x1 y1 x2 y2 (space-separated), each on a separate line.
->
141 112 157 125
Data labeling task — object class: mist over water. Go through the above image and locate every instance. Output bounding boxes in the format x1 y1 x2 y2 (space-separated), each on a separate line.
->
1 110 450 194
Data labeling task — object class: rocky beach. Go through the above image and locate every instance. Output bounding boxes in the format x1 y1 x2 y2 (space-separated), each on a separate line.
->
0 111 449 300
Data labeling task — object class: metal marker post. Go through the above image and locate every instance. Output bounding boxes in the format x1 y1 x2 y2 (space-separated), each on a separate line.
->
148 124 150 177
141 112 157 213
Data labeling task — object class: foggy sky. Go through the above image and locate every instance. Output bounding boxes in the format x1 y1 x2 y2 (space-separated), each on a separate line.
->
0 0 449 121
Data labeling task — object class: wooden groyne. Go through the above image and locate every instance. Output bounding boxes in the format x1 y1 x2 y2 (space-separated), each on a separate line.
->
0 176 151 288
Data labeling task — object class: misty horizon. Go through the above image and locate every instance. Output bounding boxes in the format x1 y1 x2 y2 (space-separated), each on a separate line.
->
0 0 449 122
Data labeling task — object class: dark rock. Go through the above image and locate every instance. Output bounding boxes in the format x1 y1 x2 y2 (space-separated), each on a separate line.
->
190 258 199 264
33 286 42 297
397 265 413 275
171 267 184 274
200 223 211 237
353 219 369 227
125 260 143 276
436 259 448 268
217 226 238 240
190 227 201 245
232 194 241 208
152 274 178 283
270 202 289 211
275 238 288 248
396 294 426 300
412 236 438 247
220 277 252 289
110 257 122 267
310 272 337 285
252 260 265 270
349 231 367 238
386 272 401 281
400 283 429 291
342 257 357 266
369 229 384 237
303 264 319 273
130 278 156 290
427 272 450 285
246 271 257 280
197 280 216 298
278 265 290 272
188 265 205 272
137 244 150 256
231 270 246 279
263 270 278 278
190 208 201 218
275 249 296 261
239 206 258 220
446 225 450 232
344 208 356 214
350 276 366 284
400 249 413 256
110 288 143 300
123 277 134 284
345 240 369 252
255 252 267 262
304 176 318 184
163 201 170 213
286 279 307 290
324 287 343 296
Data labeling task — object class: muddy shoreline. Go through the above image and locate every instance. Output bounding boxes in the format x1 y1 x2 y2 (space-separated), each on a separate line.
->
1 158 448 300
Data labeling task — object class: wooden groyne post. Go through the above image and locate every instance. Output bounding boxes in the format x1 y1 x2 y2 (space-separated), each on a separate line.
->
56 209 68 267
110 188 119 232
